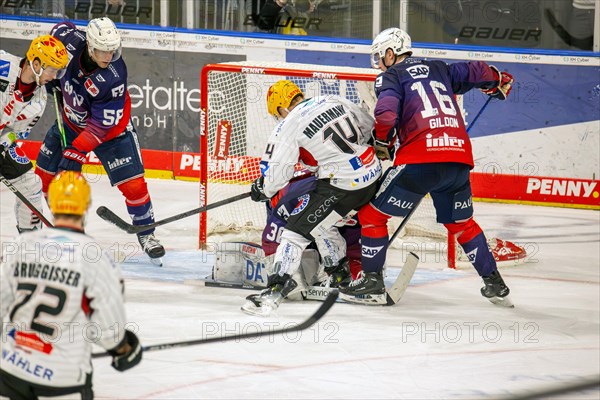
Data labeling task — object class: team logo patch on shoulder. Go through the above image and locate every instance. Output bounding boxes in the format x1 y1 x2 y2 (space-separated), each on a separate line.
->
0 60 10 78
0 79 8 92
84 78 99 97
8 145 30 164
291 194 310 215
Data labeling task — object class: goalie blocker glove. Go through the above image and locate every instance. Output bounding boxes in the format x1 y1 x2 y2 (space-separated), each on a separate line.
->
108 329 143 372
481 66 514 100
250 176 270 202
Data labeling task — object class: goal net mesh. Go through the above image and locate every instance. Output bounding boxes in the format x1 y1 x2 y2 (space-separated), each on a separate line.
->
200 62 457 264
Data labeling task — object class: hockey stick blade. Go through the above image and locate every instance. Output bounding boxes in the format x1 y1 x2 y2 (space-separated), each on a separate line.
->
202 280 263 290
96 206 133 232
96 192 251 234
91 289 337 358
385 251 419 305
306 252 419 306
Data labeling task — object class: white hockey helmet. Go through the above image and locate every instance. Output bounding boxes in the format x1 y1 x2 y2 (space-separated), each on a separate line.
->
371 27 412 68
86 17 122 63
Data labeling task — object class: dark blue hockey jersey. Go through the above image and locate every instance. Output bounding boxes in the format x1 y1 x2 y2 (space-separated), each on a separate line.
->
51 21 131 149
374 58 499 167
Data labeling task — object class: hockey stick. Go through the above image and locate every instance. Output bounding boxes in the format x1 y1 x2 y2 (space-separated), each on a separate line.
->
96 192 251 234
91 289 338 358
389 198 424 244
52 88 67 149
0 172 53 227
466 96 492 134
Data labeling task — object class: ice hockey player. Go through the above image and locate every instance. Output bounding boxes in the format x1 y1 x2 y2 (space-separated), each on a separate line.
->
0 171 142 399
242 80 382 315
0 35 68 233
213 173 363 303
261 172 363 285
34 18 165 263
341 27 515 307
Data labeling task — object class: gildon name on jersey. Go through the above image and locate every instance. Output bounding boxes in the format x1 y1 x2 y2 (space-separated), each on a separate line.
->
429 116 460 129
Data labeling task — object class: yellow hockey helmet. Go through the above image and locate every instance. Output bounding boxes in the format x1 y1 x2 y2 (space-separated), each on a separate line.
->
48 171 91 217
26 35 69 74
266 80 303 119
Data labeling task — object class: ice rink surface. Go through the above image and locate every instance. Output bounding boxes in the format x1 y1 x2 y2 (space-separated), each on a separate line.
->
1 175 599 399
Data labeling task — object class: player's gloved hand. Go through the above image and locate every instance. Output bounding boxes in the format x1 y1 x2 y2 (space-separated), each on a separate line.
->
0 132 17 150
250 176 270 202
481 66 514 100
374 138 396 161
58 146 87 172
108 330 143 372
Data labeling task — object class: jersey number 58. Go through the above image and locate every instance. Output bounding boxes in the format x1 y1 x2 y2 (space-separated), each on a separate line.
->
103 109 124 126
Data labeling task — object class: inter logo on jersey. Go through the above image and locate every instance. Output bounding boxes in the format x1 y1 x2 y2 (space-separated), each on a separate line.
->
84 78 99 97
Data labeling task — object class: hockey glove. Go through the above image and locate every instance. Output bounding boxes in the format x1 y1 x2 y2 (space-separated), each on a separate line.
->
0 132 17 153
374 138 396 162
58 147 87 172
108 330 143 372
251 176 270 202
481 66 514 100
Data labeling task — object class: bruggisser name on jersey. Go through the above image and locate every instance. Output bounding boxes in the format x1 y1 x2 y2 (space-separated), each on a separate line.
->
302 104 346 139
12 262 81 287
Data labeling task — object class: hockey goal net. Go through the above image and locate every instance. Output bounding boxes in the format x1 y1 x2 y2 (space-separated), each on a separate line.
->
200 61 457 268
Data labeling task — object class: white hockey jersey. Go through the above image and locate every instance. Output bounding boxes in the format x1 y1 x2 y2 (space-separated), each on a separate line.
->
0 51 47 140
0 228 127 388
260 95 381 197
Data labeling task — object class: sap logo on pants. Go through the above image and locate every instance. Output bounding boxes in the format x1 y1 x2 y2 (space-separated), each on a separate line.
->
362 245 384 258
465 248 478 263
455 198 472 209
246 260 265 283
387 196 414 209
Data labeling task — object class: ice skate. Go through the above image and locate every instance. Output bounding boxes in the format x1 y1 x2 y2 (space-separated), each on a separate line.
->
481 270 514 308
241 274 298 317
137 233 165 266
339 270 385 296
320 257 351 288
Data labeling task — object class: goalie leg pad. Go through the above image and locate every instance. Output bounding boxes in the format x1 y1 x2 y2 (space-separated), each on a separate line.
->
314 227 347 271
213 242 274 287
274 230 311 277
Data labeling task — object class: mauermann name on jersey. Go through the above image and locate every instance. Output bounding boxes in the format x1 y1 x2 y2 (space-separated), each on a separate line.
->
302 104 346 139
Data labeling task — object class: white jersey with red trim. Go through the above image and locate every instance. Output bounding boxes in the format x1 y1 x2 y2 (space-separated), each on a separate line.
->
260 95 381 197
0 227 127 388
0 51 46 139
